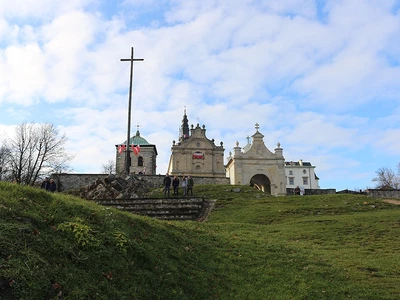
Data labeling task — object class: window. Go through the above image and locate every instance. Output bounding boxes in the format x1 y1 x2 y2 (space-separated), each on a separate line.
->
138 156 143 167
289 170 293 175
303 169 307 174
302 177 308 185
289 177 294 185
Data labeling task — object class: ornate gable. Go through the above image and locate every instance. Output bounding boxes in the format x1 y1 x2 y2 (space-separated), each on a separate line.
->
168 112 225 177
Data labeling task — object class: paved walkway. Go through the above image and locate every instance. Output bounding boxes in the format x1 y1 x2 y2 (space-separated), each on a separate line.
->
383 199 400 205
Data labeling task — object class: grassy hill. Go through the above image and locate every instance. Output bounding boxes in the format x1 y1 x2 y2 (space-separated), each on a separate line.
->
1 182 399 299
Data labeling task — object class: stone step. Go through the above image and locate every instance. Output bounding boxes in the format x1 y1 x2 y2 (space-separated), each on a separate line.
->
92 197 214 221
95 197 203 205
113 204 202 210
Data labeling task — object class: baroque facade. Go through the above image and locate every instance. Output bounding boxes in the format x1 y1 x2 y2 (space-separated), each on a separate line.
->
115 130 158 175
225 124 287 196
167 111 225 177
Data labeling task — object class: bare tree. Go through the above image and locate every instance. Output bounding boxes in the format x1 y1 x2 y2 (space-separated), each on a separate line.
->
0 143 11 180
372 166 400 189
101 160 116 174
5 122 74 185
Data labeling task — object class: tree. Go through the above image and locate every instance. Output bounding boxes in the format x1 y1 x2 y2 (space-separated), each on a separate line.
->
101 160 116 174
0 143 11 180
5 122 74 185
372 165 400 189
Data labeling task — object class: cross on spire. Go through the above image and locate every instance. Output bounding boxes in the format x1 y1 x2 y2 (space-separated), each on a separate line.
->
120 47 144 174
135 123 141 136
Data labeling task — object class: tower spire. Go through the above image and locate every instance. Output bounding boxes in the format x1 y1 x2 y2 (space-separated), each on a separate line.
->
180 107 189 141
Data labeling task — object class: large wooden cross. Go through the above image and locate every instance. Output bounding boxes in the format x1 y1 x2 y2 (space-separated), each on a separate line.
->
120 47 144 174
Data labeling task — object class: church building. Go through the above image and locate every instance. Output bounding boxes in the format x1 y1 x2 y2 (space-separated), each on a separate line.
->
167 110 225 177
115 129 158 175
225 123 287 196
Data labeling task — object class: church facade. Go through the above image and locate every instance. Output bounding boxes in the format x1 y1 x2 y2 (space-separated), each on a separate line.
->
167 111 225 177
225 124 287 196
113 115 320 196
115 130 158 175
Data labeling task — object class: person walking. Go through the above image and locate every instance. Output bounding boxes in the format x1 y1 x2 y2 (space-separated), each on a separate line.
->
187 175 194 196
163 173 172 198
172 176 180 195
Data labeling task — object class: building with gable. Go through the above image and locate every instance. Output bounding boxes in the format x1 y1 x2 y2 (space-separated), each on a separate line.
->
225 123 287 196
167 110 225 177
115 130 158 175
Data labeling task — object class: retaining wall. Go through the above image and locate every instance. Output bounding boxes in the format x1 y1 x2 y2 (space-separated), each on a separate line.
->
52 173 230 192
366 189 400 199
286 188 336 195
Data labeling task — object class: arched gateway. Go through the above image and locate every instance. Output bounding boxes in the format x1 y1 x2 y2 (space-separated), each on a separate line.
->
250 174 271 193
225 123 287 196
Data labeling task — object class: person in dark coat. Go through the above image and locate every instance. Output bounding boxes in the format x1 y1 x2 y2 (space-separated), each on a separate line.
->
187 175 194 195
172 176 179 195
47 178 57 192
294 186 300 195
163 173 171 198
41 177 49 190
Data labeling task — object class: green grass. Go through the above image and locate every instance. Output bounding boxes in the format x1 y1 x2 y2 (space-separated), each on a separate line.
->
1 182 400 299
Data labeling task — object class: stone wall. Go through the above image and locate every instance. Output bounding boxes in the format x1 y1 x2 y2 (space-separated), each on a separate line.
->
286 188 336 195
53 173 231 192
52 174 109 192
366 189 400 199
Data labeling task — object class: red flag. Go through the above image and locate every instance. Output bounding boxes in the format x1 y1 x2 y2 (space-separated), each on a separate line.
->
192 151 204 159
132 145 141 155
118 145 126 154
133 145 140 155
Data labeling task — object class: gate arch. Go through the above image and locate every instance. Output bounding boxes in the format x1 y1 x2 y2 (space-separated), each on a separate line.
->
250 174 271 194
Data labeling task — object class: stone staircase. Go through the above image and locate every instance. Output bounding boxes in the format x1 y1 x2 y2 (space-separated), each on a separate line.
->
94 197 215 221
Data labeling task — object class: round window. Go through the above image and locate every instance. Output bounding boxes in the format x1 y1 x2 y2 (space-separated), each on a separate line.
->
303 169 307 174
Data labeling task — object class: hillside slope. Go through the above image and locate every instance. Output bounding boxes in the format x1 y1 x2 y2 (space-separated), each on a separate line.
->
1 182 400 299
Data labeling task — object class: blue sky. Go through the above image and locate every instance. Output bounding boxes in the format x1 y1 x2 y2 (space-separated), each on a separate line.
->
1 0 400 191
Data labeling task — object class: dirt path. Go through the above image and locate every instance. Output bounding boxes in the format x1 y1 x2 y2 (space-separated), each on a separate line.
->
382 199 400 205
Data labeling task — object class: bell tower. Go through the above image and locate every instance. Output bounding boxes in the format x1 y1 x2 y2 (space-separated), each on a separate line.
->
179 108 190 142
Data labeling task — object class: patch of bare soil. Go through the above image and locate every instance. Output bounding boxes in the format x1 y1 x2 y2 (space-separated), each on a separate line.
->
382 199 400 205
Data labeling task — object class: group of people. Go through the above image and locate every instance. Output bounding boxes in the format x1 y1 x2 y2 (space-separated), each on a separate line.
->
293 185 304 196
40 177 57 192
163 173 194 198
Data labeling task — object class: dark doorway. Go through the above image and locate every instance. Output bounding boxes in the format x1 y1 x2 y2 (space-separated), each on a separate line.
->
250 174 271 194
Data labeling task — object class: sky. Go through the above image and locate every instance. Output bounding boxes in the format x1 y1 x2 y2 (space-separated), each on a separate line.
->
1 0 400 191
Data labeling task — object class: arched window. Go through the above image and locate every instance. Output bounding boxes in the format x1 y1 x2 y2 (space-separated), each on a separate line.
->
138 156 143 167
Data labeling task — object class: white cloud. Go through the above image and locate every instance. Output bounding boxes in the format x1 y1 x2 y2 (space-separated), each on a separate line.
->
0 43 46 105
0 0 399 190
